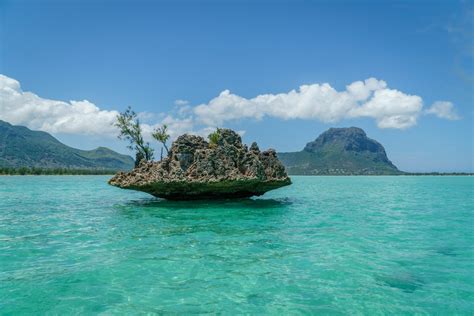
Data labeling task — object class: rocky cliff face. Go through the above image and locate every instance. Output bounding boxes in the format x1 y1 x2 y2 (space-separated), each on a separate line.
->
304 127 395 165
278 127 400 175
109 129 291 199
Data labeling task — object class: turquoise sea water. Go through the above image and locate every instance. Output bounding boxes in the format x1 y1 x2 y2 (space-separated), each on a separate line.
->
0 176 473 314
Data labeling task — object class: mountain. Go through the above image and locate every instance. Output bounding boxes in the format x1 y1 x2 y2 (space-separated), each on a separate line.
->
0 120 134 170
278 127 401 175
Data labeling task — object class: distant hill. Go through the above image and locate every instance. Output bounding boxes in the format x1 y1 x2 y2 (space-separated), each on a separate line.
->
0 120 134 170
278 127 401 175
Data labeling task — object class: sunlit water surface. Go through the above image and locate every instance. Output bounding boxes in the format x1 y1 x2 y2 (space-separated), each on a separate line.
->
0 176 473 314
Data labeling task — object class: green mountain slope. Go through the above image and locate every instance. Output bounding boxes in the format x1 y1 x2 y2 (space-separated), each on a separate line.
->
278 127 401 175
0 120 134 170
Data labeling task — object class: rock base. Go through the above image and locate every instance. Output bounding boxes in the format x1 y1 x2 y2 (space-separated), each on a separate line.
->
121 178 292 200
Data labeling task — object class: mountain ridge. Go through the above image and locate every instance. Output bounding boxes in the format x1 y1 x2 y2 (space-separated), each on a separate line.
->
278 127 401 175
0 120 134 170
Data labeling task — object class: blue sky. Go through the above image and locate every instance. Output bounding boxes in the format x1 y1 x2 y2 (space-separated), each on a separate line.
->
0 0 472 172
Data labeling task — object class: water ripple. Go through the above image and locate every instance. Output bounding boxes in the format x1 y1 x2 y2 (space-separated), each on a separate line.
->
0 175 473 314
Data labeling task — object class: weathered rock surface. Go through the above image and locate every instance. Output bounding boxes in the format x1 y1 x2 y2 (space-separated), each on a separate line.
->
109 129 291 199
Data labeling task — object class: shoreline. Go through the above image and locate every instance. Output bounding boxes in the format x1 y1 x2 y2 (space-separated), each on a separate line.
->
1 174 472 177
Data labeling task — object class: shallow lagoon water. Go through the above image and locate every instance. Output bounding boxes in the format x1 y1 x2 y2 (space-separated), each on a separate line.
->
0 176 473 314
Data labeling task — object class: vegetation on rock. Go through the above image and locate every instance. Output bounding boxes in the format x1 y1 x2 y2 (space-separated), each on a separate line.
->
109 129 291 199
207 129 221 148
115 106 154 166
152 124 170 160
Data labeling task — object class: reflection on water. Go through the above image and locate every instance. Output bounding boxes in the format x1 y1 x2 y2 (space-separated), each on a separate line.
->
112 197 296 240
127 197 293 209
115 197 293 220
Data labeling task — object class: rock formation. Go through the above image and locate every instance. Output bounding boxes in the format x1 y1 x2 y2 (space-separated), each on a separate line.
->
109 129 291 199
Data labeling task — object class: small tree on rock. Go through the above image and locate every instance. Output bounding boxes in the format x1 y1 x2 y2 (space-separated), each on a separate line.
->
208 129 221 148
115 106 154 167
152 124 170 160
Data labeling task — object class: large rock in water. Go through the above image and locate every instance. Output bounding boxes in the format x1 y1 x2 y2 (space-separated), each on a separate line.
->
109 129 291 200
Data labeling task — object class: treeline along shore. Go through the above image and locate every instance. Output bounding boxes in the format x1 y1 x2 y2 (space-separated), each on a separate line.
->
1 167 471 176
400 172 473 176
0 167 119 175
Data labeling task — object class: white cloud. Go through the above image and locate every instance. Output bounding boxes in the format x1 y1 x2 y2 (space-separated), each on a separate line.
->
174 99 189 106
194 78 431 129
426 101 461 120
0 74 459 142
0 74 197 139
349 88 423 129
0 74 119 135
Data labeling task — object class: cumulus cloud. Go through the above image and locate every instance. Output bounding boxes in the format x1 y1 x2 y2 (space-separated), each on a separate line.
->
0 74 198 139
0 74 459 142
0 74 120 135
194 78 428 129
174 99 189 106
426 101 461 120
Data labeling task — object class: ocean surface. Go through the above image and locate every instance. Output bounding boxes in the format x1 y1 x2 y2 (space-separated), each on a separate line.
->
0 176 473 314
